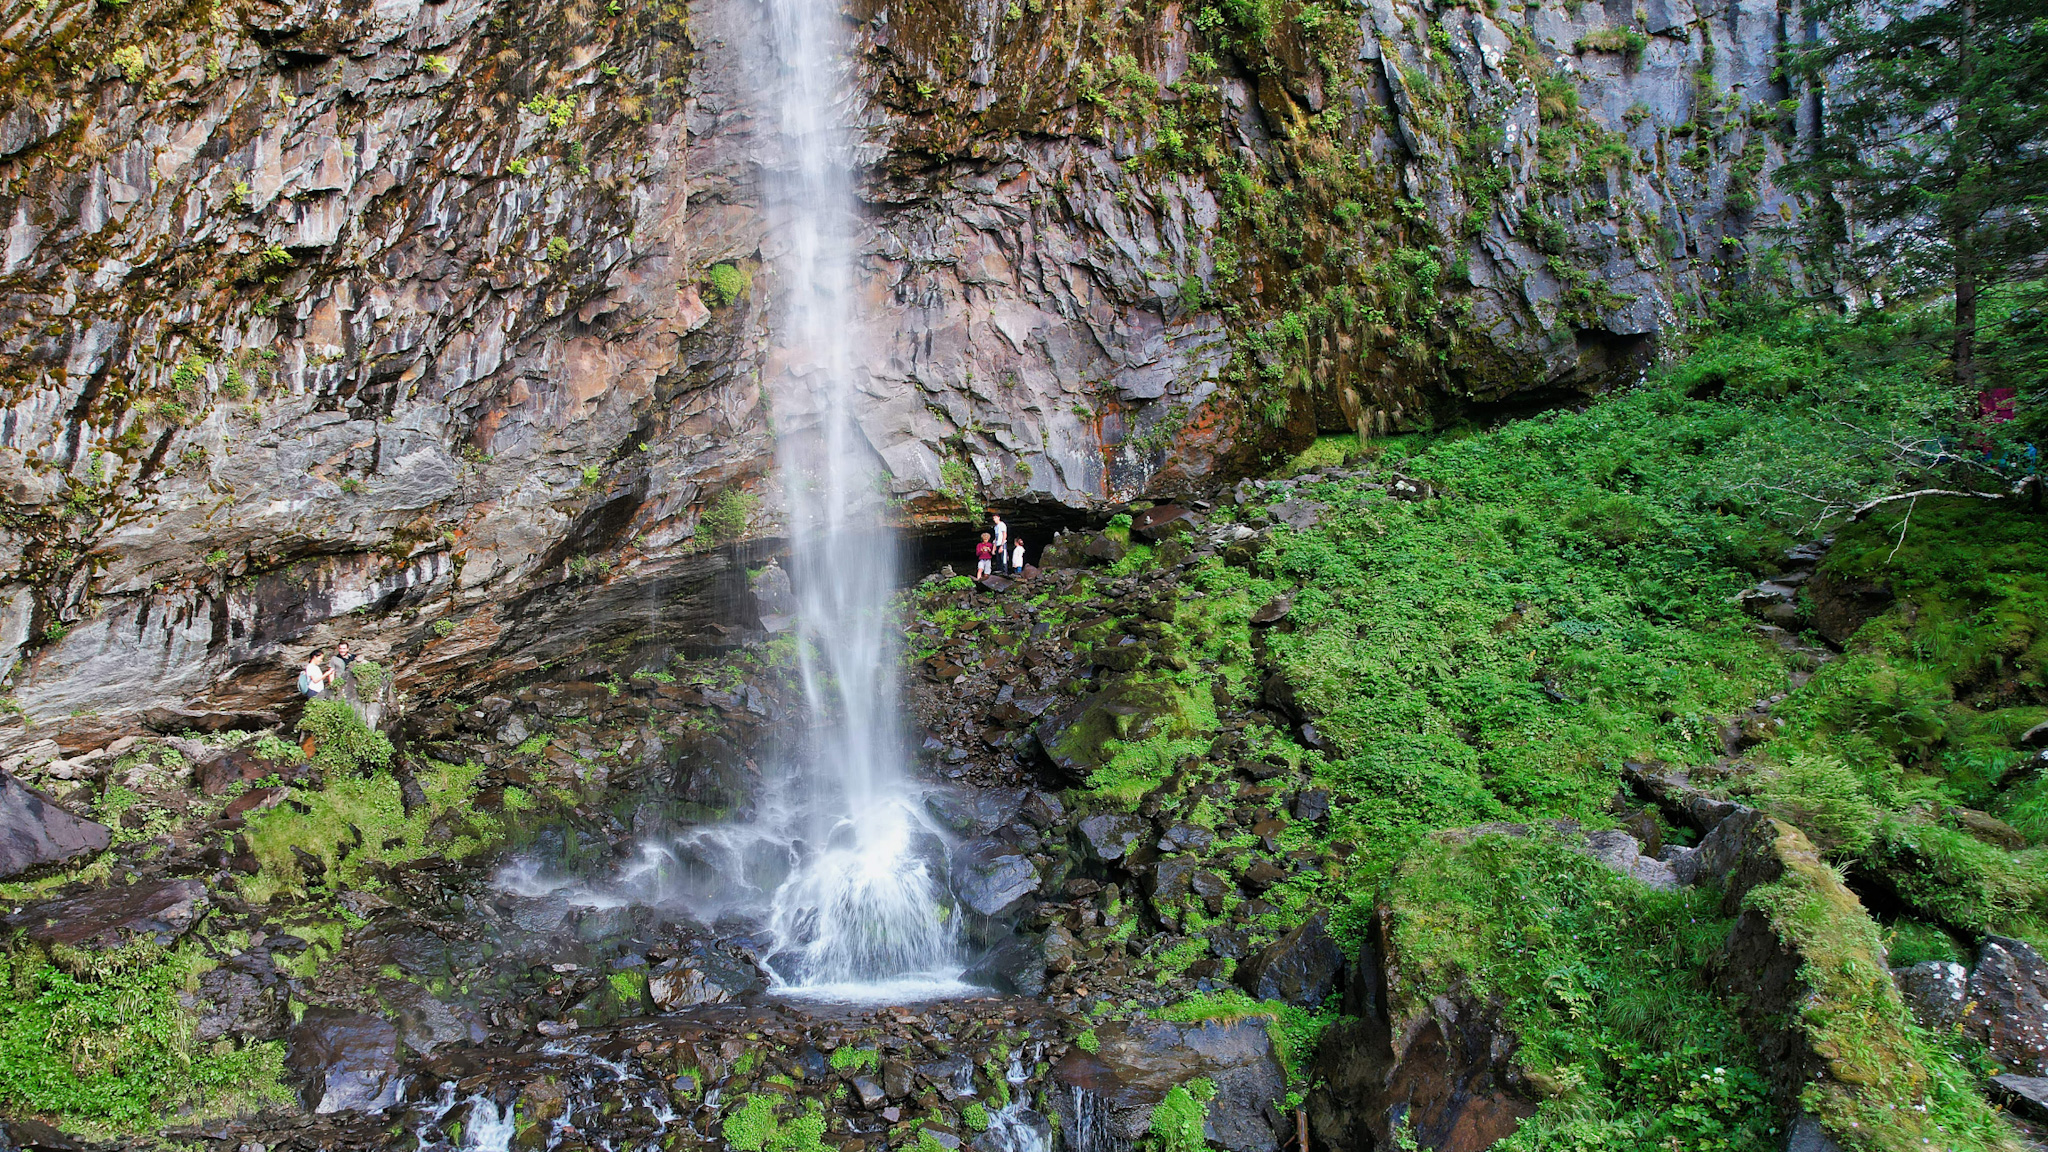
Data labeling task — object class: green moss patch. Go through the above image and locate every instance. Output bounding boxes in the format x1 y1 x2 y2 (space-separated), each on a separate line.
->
0 943 292 1136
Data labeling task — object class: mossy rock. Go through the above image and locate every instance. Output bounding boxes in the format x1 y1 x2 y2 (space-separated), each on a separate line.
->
1035 678 1206 781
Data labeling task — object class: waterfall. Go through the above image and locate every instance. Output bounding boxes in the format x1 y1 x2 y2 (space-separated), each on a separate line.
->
733 0 961 994
488 0 965 1000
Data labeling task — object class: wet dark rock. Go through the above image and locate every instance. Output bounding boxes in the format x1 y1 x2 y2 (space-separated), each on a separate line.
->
286 1008 403 1114
1241 858 1287 892
649 948 766 1009
1893 961 1970 1032
1804 573 1894 647
882 1058 915 1099
1309 914 1532 1152
927 789 1028 835
1043 924 1079 972
1048 1017 1286 1152
1236 912 1343 1008
751 561 799 633
952 839 1040 917
1990 1075 2048 1124
0 771 110 879
0 1117 84 1151
1020 791 1068 829
385 983 485 1056
853 1075 888 1110
1291 789 1329 823
184 961 290 1044
1190 871 1231 915
1157 822 1214 853
6 877 209 950
1078 813 1149 862
962 932 1049 996
1146 857 1198 903
1965 936 2048 1075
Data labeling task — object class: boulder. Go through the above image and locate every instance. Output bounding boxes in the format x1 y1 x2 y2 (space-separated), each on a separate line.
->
1236 911 1344 1008
1034 680 1200 782
650 948 765 1009
6 877 209 950
1266 499 1324 531
1965 936 2048 1075
196 747 301 794
1291 789 1329 823
1080 533 1130 565
1309 911 1533 1152
962 926 1048 992
1048 1017 1287 1152
925 788 1027 835
0 771 110 879
1019 790 1067 829
1989 1074 2048 1123
286 1008 403 1114
852 1076 888 1110
1130 505 1199 543
1892 961 1969 1032
1248 594 1292 626
1950 806 2027 850
1078 813 1149 862
951 838 1039 917
1803 573 1894 647
750 561 799 633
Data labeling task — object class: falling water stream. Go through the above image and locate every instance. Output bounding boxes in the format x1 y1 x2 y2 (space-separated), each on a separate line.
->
495 0 966 999
740 0 965 994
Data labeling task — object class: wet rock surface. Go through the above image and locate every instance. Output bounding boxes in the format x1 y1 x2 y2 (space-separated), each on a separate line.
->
0 771 110 878
1050 1018 1288 1152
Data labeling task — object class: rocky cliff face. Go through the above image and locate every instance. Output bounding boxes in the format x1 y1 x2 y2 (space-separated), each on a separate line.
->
0 0 1804 734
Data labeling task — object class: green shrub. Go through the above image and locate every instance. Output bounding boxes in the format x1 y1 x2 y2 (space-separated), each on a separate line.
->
1142 1079 1213 1152
295 698 393 775
828 1046 879 1072
698 488 756 545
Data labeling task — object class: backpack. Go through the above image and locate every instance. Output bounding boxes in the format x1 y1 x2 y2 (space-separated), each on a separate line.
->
298 669 316 696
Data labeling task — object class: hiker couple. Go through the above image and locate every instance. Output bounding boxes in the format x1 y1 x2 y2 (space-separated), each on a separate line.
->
298 641 359 698
976 514 1026 578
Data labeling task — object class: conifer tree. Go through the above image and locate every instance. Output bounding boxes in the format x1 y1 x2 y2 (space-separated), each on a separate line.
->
1787 0 2048 403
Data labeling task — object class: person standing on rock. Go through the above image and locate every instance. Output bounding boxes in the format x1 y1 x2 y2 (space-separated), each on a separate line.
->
329 640 358 685
1010 536 1026 576
991 513 1008 558
975 533 997 578
298 650 329 698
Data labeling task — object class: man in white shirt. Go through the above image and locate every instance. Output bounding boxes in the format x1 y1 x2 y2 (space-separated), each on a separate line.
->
991 514 1007 557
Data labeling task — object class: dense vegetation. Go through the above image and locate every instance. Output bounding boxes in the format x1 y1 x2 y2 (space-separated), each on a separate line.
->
1047 302 2043 1148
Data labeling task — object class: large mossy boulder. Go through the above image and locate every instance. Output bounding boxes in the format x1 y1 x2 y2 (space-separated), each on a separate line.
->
1048 1017 1287 1152
1033 678 1205 782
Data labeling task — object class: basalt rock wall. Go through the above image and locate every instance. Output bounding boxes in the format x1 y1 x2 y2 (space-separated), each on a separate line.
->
0 0 1807 735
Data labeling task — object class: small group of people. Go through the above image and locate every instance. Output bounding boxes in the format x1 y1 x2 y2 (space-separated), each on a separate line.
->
298 640 359 699
974 513 1028 578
